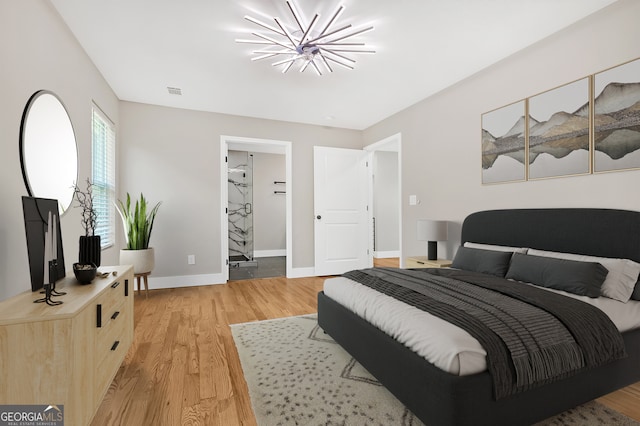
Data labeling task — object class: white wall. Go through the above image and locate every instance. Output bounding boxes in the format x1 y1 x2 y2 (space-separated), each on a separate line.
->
118 101 362 280
373 151 399 254
0 1 120 301
252 152 286 254
363 0 640 262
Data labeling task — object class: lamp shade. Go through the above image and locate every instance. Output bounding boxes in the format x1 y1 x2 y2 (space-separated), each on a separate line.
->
417 220 448 242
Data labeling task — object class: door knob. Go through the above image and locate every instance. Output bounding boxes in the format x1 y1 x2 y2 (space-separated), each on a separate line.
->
316 215 322 220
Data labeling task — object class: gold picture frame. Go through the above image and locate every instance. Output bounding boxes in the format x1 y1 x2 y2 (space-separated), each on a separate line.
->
593 57 640 174
481 100 526 185
527 77 590 180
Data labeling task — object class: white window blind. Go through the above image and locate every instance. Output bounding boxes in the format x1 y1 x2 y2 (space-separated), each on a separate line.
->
92 105 116 249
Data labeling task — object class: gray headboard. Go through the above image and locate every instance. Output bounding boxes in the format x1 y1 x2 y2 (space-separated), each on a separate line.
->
461 208 640 263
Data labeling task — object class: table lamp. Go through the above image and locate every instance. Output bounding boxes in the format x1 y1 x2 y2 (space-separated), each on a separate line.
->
417 220 448 261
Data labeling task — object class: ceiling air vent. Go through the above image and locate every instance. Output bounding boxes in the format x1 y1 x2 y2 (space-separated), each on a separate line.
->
167 86 182 95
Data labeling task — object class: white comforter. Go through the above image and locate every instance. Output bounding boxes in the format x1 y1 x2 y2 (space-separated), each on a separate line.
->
323 275 640 376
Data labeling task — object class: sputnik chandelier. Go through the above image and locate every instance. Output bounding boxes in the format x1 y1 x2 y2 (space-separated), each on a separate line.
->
236 1 375 75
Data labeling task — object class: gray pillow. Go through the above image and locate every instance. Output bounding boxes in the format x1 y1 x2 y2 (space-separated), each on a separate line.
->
451 246 513 277
505 253 608 298
632 280 640 301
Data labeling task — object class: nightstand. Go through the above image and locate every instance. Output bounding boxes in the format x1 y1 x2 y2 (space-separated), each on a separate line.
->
405 256 452 268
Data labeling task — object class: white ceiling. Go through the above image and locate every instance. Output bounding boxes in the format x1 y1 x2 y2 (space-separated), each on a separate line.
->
50 0 617 130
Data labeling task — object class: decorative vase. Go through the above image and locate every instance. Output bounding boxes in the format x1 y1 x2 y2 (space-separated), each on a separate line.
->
119 248 155 274
79 235 101 267
73 262 97 284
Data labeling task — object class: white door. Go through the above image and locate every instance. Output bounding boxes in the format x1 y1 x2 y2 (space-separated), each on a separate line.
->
314 146 371 276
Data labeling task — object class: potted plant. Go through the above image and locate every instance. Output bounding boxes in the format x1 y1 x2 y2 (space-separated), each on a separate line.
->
73 178 101 268
115 193 161 274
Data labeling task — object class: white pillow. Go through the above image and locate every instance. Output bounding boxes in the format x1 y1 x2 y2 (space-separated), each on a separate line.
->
464 242 528 254
528 248 640 303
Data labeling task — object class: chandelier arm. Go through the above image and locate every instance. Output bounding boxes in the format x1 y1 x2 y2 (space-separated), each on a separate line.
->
252 33 296 50
252 50 297 61
286 1 306 34
310 60 323 76
315 42 365 46
321 26 374 44
251 53 282 61
282 61 295 73
318 54 334 73
319 5 344 36
323 55 355 70
244 16 286 37
319 48 356 63
300 58 312 73
300 14 319 44
320 48 376 53
274 17 299 47
305 24 351 45
236 39 275 45
272 56 299 66
252 49 295 54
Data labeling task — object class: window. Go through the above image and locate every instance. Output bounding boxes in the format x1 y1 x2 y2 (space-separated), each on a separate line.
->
92 105 116 249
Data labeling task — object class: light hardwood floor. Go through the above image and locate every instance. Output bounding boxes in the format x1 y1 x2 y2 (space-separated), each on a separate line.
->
92 259 640 425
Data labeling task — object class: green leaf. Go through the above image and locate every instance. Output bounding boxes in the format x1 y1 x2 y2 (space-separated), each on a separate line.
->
114 192 161 250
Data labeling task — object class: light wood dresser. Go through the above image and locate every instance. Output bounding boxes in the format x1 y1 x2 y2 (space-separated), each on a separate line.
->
0 265 134 426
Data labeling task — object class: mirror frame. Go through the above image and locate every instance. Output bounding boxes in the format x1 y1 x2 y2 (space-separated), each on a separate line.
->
19 90 79 215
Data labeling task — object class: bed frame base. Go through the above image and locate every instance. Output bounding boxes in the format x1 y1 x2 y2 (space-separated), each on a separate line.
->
318 291 640 426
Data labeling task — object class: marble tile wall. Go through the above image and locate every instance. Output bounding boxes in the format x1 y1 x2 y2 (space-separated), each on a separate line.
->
228 151 254 261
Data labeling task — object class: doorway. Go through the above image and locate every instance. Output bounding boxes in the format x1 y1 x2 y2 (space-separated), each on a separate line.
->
364 133 402 265
220 136 293 282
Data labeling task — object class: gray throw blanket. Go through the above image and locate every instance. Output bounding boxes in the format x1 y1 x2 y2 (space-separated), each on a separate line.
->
342 267 626 399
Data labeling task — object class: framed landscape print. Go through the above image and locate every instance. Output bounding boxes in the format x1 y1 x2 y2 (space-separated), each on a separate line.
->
593 58 640 173
528 77 590 180
481 100 526 184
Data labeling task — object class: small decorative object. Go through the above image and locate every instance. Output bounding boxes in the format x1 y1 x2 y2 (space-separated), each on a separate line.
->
116 193 161 274
73 178 101 267
417 220 448 261
73 262 97 284
35 209 64 305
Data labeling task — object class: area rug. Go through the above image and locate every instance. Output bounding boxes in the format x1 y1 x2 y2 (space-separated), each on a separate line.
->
231 314 639 426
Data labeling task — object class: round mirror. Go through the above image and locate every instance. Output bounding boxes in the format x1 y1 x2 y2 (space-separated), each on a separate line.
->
20 90 78 214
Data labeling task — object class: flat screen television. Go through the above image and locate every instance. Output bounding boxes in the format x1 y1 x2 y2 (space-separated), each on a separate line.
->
22 196 65 292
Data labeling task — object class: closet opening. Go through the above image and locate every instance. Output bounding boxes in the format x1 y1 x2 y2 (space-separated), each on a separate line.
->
220 136 292 282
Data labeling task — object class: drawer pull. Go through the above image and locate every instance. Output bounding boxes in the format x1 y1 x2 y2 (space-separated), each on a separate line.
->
111 281 120 289
96 304 102 328
125 279 129 297
417 261 425 264
111 341 120 351
111 311 120 320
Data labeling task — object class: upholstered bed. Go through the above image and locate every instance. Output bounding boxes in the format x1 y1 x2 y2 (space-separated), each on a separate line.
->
317 208 640 425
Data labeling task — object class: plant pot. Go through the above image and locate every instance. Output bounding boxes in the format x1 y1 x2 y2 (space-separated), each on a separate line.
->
73 263 97 284
79 235 101 267
120 248 155 274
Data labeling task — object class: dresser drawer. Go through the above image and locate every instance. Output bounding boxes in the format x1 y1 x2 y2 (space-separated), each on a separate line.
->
94 279 128 330
94 308 129 394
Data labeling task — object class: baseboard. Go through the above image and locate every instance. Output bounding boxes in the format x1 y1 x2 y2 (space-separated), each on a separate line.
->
254 249 286 258
147 273 226 290
374 250 400 258
145 266 316 290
